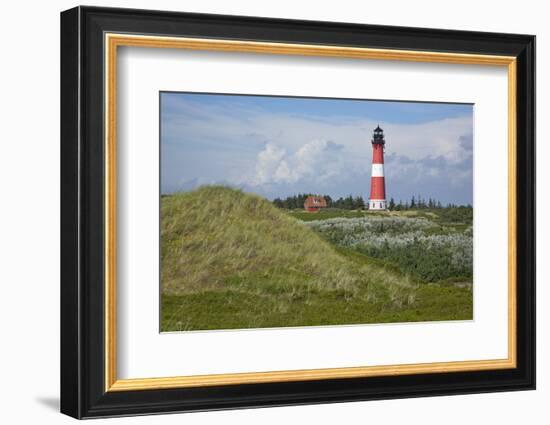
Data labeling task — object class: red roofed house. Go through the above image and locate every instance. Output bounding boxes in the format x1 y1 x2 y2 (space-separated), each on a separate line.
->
304 196 327 213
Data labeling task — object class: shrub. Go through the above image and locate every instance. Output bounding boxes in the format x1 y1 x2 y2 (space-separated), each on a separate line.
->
304 217 472 283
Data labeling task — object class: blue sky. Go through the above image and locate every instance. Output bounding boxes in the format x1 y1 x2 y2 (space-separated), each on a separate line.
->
161 92 473 205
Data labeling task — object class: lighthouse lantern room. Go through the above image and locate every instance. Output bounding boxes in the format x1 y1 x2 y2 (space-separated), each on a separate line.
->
368 125 387 210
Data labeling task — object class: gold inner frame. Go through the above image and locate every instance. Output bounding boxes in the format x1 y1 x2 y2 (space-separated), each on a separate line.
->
104 33 517 392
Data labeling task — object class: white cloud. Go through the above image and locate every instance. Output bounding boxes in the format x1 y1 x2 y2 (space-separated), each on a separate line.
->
253 143 286 185
251 140 345 186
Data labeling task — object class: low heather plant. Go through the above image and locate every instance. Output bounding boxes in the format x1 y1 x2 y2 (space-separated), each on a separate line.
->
304 216 473 283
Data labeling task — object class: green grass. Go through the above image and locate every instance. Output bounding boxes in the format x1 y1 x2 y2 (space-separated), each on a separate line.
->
289 209 366 221
288 208 388 222
162 284 472 331
161 186 472 332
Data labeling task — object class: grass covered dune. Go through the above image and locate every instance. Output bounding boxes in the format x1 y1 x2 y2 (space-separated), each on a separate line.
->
161 186 472 331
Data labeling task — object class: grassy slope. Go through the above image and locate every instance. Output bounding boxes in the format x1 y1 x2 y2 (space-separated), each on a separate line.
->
161 186 471 331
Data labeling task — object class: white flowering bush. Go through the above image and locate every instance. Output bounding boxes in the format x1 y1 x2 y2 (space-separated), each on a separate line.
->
304 216 473 283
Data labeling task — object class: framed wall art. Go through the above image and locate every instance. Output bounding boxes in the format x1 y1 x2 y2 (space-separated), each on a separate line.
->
60 6 536 419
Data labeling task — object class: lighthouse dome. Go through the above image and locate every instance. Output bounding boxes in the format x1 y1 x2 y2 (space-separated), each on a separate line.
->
372 125 385 144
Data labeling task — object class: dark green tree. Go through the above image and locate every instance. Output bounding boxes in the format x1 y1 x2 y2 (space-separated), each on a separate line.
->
354 196 365 210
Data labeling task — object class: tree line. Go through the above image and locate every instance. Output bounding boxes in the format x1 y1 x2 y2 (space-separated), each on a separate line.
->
272 194 472 211
389 196 472 210
272 194 365 210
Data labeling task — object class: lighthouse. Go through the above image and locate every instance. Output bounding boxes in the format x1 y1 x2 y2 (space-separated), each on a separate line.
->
368 125 387 210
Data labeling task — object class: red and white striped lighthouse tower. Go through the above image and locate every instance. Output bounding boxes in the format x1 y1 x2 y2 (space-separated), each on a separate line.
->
368 125 387 210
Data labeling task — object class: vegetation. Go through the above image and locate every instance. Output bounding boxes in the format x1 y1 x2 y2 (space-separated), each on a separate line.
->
305 215 472 283
273 193 366 210
289 208 369 222
161 186 472 331
273 193 472 212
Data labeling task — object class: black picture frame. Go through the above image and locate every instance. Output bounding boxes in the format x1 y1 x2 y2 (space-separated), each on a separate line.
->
60 5 535 419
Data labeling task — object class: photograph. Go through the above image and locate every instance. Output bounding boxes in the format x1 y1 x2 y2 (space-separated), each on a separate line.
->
160 92 474 332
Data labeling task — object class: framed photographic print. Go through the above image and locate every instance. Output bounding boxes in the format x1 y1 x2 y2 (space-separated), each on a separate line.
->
60 6 535 419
